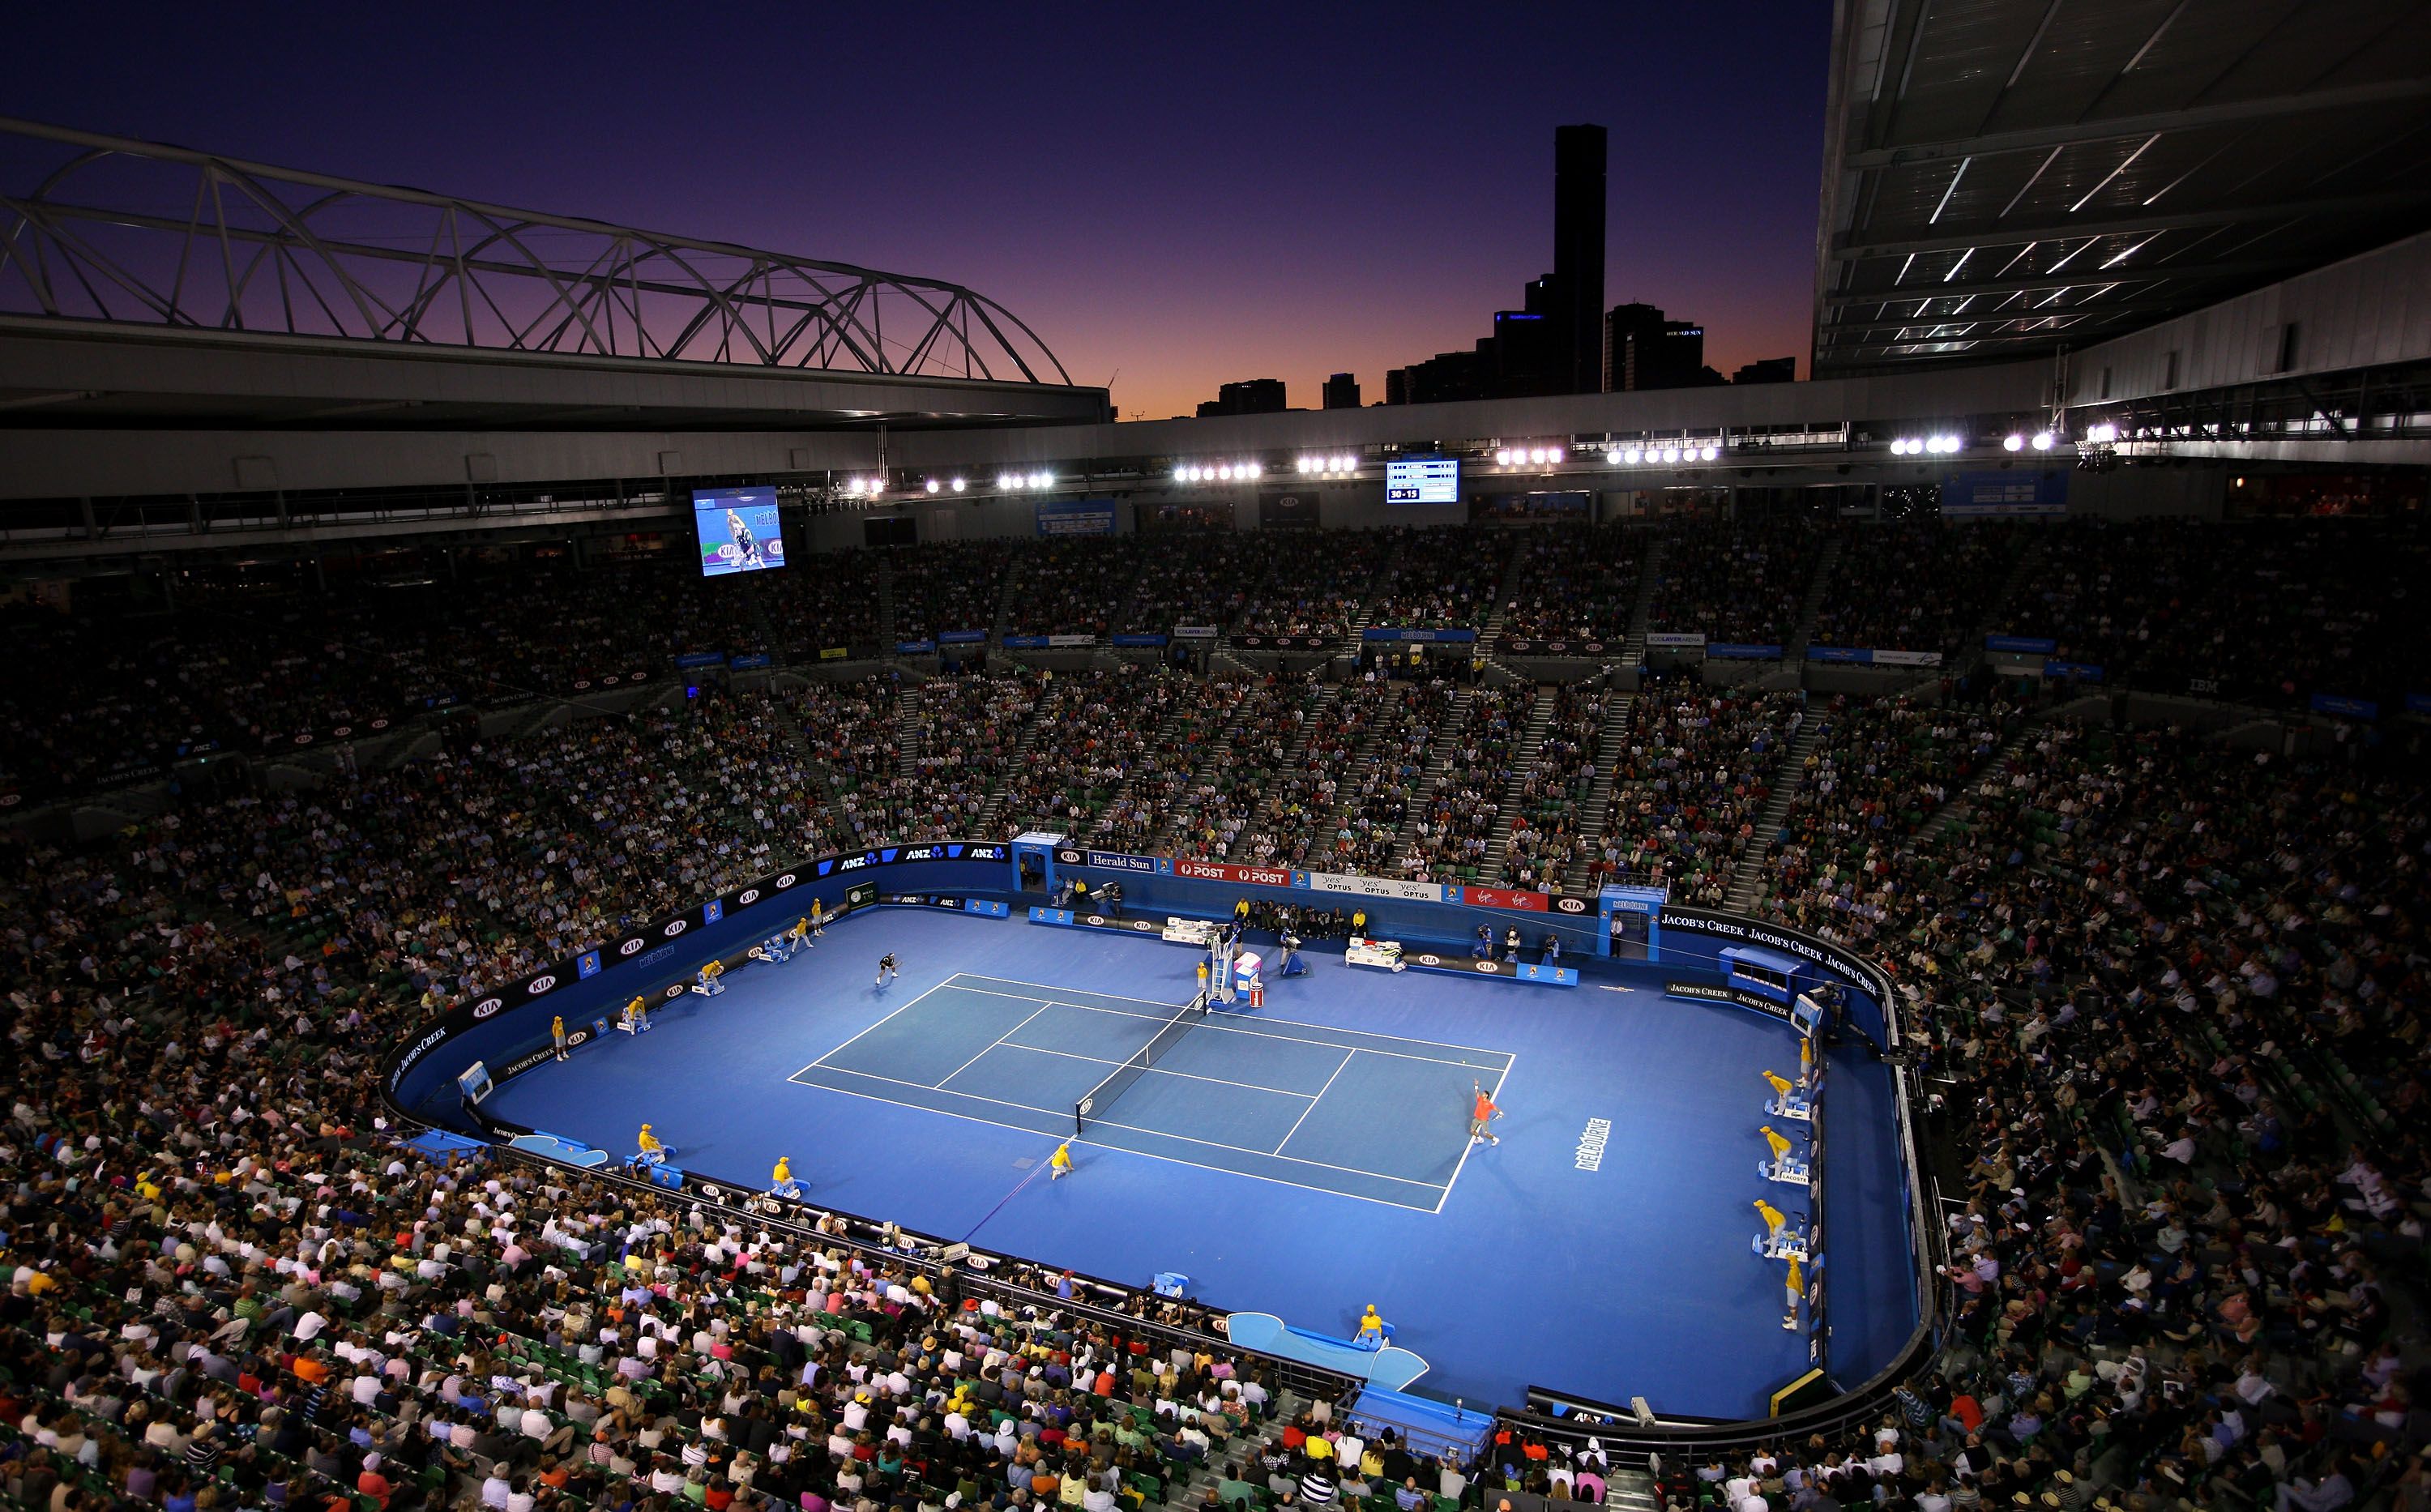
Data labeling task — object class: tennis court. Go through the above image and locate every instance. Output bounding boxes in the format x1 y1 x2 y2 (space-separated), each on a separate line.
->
790 972 1513 1211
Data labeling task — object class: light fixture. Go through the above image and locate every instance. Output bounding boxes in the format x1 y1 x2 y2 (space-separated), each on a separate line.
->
1699 445 1719 462
2002 434 2024 452
1661 446 1680 463
1032 472 1051 488
1604 449 1622 465
2031 431 2055 451
951 477 967 493
925 478 941 493
1493 449 1511 465
2085 422 2118 445
1624 447 1642 464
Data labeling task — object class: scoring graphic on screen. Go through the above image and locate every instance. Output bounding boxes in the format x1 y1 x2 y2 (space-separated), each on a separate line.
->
1386 457 1460 504
692 488 784 576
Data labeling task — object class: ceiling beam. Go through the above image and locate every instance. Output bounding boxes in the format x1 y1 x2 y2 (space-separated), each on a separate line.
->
1834 188 2431 258
1818 304 2183 337
1844 76 2431 169
1822 257 2305 305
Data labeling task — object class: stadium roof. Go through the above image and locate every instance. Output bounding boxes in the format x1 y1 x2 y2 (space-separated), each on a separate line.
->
1811 0 2431 375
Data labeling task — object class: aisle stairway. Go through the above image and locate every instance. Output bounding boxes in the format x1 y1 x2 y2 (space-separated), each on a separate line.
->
1786 532 1844 660
1621 533 1667 664
1722 709 1828 911
1561 691 1637 892
1478 683 1560 878
1385 686 1483 870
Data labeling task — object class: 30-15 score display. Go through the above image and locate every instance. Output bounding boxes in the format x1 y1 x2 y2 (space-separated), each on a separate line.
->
1386 457 1459 503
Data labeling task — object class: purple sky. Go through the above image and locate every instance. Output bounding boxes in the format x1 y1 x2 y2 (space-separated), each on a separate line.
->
14 1 1830 420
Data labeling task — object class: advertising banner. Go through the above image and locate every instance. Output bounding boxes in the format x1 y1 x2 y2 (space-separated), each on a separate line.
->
1111 634 1169 647
1500 638 1614 656
1230 634 1333 651
728 653 773 670
1665 979 1793 1019
1452 885 1550 912
1173 625 1220 639
1708 643 1784 660
1258 489 1320 528
1304 872 1450 903
1985 635 2058 654
1644 632 1707 648
2310 693 2379 720
674 651 725 668
1171 857 1297 887
1035 498 1117 536
2044 660 2104 681
896 639 937 653
1870 649 1943 667
1361 627 1478 643
1940 469 2069 517
939 630 989 644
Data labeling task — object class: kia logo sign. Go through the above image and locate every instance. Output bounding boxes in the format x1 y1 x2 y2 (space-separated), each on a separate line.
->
738 889 761 905
1085 915 1106 925
663 985 686 1001
573 681 593 691
1475 961 1497 973
331 726 352 739
618 938 644 957
775 873 797 888
525 975 558 996
1417 955 1442 967
1556 896 1587 913
1059 850 1083 864
663 919 689 937
293 733 314 746
566 1030 591 1048
472 997 503 1019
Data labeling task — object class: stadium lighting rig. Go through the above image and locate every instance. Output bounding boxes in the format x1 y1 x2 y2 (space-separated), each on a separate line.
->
1888 434 1965 456
841 475 888 498
1604 442 1720 464
2002 431 2057 452
994 472 1056 491
1297 454 1360 475
1172 461 1265 483
1492 445 1567 468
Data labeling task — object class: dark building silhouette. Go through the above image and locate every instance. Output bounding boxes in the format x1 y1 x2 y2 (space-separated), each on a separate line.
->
1732 357 1796 384
1605 302 1716 391
1553 124 1607 396
1195 378 1287 418
1386 125 1609 404
1322 372 1361 409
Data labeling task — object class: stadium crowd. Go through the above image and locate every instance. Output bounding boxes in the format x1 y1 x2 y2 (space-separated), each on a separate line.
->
2 513 2427 1512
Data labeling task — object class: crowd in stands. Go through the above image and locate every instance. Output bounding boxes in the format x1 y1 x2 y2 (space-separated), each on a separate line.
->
1231 534 1392 641
891 543 1015 645
1750 694 2025 925
1499 684 1607 894
1160 678 1327 864
1810 523 2018 656
2 576 2425 1512
1497 527 1639 645
1584 686 1801 905
1359 527 1501 630
1645 517 1820 650
1403 686 1531 886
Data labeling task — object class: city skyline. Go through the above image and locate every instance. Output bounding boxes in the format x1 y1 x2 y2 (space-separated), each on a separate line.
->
8 1 1831 421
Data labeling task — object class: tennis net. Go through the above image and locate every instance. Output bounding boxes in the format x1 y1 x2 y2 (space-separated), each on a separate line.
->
1072 991 1207 1137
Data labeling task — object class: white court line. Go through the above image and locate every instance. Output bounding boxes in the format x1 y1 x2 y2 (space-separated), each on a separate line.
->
953 972 1515 1057
974 1039 1318 1100
795 978 963 1078
780 1073 1438 1214
1270 1048 1355 1156
948 982 1512 1071
930 1001 1054 1090
1433 1052 1519 1215
794 1061 1444 1194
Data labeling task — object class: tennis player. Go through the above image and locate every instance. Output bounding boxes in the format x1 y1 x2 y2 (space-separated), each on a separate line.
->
1468 1081 1502 1146
876 951 899 987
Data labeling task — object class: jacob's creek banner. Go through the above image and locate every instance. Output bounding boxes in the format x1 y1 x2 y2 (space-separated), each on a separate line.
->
1042 847 1589 909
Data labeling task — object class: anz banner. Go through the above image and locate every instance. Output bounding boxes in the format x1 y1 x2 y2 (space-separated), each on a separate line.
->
1941 469 2069 517
1035 498 1117 536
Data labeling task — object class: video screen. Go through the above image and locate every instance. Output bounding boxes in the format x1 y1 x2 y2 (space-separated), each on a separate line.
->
1386 456 1459 503
692 488 784 576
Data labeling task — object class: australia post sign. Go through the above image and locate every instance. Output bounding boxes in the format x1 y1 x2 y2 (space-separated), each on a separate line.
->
1172 859 1297 888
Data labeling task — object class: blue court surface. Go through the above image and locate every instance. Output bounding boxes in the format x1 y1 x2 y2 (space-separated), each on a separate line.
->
487 908 1912 1419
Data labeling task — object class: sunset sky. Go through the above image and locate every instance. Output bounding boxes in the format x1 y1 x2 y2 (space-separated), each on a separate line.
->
13 1 1832 420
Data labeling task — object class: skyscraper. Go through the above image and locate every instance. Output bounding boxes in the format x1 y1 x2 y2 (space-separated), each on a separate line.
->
1553 124 1608 395
1322 373 1361 409
1194 378 1287 417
